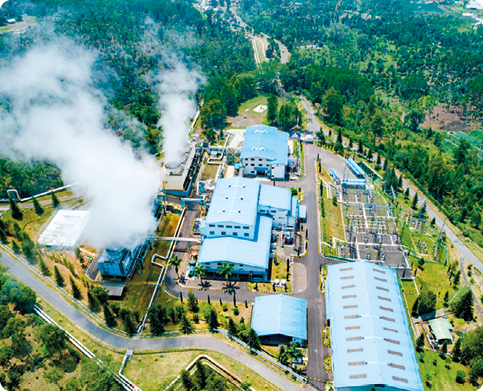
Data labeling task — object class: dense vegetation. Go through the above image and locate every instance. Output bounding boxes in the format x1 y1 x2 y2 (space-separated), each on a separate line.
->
0 0 256 198
242 0 483 248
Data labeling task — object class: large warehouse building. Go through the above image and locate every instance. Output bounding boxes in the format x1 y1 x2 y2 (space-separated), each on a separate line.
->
325 261 423 391
198 177 301 280
240 125 289 180
251 295 307 345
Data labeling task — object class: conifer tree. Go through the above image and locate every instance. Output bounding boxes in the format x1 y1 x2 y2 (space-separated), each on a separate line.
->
39 260 51 276
103 304 116 328
187 290 199 312
452 338 462 362
180 314 194 334
195 360 207 389
9 196 23 221
32 196 44 216
412 193 419 210
247 328 261 351
208 308 219 332
180 370 194 391
69 276 82 300
122 310 137 335
54 266 64 287
87 290 99 312
51 191 60 208
416 332 425 351
453 290 474 321
12 241 20 254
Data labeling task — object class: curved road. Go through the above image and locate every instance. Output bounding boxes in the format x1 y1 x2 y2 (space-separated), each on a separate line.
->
0 248 305 391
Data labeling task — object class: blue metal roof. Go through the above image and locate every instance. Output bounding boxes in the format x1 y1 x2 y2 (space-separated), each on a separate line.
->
241 125 289 166
329 168 340 179
252 295 307 341
198 215 272 269
346 158 366 177
299 205 306 219
290 197 299 218
341 178 366 187
258 184 292 210
205 177 260 226
326 261 423 391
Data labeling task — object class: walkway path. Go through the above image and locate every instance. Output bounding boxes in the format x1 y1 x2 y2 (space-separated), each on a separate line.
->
0 248 305 391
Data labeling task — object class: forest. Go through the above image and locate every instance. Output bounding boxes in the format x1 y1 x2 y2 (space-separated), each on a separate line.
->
241 0 483 247
0 0 256 198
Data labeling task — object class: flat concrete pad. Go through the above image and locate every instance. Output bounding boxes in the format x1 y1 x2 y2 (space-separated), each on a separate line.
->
293 262 307 293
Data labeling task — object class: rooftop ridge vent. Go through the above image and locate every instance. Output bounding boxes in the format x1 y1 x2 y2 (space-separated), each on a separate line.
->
254 129 268 133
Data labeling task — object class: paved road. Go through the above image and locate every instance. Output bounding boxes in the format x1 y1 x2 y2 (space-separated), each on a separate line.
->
0 195 77 211
0 248 305 391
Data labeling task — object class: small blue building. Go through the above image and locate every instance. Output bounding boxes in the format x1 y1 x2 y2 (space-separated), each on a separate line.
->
326 261 423 391
251 295 307 345
346 158 366 179
330 168 341 185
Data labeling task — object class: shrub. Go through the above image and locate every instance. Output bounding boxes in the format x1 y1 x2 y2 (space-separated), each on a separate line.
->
233 307 240 316
222 304 228 312
456 370 466 384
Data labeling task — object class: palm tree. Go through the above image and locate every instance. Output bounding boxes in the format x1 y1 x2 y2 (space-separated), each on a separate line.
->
194 264 207 286
285 342 301 366
168 255 182 279
217 261 234 286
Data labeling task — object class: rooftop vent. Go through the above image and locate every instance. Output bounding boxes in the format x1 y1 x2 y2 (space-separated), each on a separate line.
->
254 129 268 133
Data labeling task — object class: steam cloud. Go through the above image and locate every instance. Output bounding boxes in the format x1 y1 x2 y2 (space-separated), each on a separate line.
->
156 61 203 164
0 44 161 249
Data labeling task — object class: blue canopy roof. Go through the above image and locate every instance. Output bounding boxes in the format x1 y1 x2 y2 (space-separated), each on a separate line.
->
205 177 260 226
198 215 272 269
241 125 289 166
258 184 292 211
326 262 423 391
252 295 307 341
346 158 366 177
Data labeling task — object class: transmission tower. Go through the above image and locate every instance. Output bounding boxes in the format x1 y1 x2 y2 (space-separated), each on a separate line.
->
416 195 427 232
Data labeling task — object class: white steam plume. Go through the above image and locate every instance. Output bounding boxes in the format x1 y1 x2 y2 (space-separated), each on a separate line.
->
156 61 204 164
0 44 161 249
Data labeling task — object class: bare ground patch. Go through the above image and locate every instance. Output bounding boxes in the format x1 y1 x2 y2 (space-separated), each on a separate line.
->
422 104 481 132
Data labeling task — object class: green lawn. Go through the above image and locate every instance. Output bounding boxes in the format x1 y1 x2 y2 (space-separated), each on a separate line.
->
411 262 457 310
270 257 290 281
417 350 473 391
202 164 219 181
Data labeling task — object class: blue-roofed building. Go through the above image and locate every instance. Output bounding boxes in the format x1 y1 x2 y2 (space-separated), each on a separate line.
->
341 178 366 190
200 177 260 239
198 216 272 280
330 168 341 185
326 262 423 391
258 184 299 228
198 177 303 280
346 158 366 179
252 295 307 345
240 125 289 180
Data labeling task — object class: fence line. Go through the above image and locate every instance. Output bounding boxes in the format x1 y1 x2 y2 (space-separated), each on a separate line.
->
215 329 307 384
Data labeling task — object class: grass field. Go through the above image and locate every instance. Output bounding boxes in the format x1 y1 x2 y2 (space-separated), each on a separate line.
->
417 349 473 391
125 348 282 391
321 186 345 255
407 262 457 311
